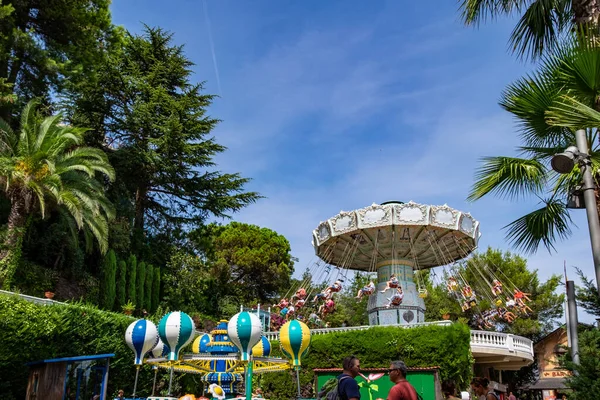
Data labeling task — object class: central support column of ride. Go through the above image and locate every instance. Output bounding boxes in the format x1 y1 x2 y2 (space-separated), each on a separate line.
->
367 259 425 325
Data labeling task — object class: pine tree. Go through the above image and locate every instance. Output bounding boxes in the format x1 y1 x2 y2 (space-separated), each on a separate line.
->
100 250 117 310
127 254 137 305
116 259 127 311
137 261 146 311
144 264 153 311
61 27 259 252
151 267 161 312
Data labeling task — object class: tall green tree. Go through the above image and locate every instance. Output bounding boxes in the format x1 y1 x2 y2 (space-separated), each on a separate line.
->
0 0 117 122
563 329 600 399
151 266 160 312
197 222 295 305
575 267 600 317
116 259 127 310
468 39 600 254
100 250 117 310
0 101 115 287
62 27 260 250
126 254 137 306
136 261 146 311
460 0 599 60
144 263 153 311
162 250 218 315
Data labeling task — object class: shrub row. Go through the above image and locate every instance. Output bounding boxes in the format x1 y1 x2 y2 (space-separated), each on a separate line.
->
261 323 473 399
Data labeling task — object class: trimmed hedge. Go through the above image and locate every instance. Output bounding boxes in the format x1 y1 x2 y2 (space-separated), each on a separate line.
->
0 294 472 399
261 324 473 400
0 293 162 399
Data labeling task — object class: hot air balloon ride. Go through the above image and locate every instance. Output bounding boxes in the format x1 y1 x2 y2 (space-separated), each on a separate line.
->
125 319 159 397
279 319 312 398
158 311 196 396
141 311 292 399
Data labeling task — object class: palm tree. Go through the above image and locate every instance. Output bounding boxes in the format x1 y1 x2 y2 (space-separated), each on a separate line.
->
459 0 600 60
0 100 115 287
469 39 600 254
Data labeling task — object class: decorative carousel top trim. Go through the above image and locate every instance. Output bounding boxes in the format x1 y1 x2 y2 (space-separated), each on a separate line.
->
206 341 235 347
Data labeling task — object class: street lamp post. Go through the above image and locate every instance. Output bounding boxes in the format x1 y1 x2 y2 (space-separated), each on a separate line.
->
551 129 600 298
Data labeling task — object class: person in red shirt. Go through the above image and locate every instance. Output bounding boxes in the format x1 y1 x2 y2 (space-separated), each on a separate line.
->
386 360 419 400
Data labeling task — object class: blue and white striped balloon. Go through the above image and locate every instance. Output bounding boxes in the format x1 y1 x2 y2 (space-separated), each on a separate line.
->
227 311 262 361
125 319 159 365
158 311 195 361
151 338 170 358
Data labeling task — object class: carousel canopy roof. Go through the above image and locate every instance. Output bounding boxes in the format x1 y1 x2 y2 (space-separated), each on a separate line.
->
312 201 479 270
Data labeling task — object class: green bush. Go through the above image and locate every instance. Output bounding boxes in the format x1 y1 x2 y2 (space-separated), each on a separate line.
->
564 329 600 400
11 260 58 296
261 324 473 400
0 293 165 399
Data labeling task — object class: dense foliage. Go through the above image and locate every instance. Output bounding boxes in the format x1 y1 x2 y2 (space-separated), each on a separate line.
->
0 101 115 288
0 0 117 122
563 329 600 400
261 323 473 400
424 248 564 340
0 294 137 399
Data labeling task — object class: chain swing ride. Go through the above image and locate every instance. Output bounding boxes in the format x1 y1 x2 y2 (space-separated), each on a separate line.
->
273 201 534 329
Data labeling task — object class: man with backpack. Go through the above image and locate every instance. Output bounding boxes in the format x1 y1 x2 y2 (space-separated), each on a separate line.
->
386 360 419 400
332 355 361 400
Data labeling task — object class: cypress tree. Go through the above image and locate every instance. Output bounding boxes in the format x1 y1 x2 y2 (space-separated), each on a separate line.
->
151 267 160 312
127 254 137 305
137 261 146 311
116 260 127 310
144 264 153 311
100 250 117 310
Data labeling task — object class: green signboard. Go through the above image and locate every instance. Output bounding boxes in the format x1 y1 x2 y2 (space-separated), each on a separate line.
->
314 368 439 400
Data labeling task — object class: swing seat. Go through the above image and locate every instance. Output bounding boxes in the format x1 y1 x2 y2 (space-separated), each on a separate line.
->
495 299 503 307
418 289 428 298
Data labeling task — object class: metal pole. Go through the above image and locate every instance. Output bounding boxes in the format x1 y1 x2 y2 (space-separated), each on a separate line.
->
575 129 600 299
245 360 254 400
151 366 158 396
168 365 175 396
132 366 140 399
566 280 580 365
296 368 302 399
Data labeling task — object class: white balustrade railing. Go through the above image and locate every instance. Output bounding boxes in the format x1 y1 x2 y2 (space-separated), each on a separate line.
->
470 330 533 356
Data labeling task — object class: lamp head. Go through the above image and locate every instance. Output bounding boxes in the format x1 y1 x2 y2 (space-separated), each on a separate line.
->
551 146 579 174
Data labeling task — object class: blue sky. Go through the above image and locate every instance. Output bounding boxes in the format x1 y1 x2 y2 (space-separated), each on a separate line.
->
111 1 597 322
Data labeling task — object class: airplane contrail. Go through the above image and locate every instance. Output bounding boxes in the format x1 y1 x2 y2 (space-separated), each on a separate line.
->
202 0 222 96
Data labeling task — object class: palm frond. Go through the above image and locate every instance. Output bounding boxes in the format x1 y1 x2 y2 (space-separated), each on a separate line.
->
546 95 600 128
504 198 573 254
34 114 62 153
500 73 571 148
18 100 41 157
468 156 547 201
518 142 574 160
460 0 524 25
0 118 17 155
508 0 571 60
